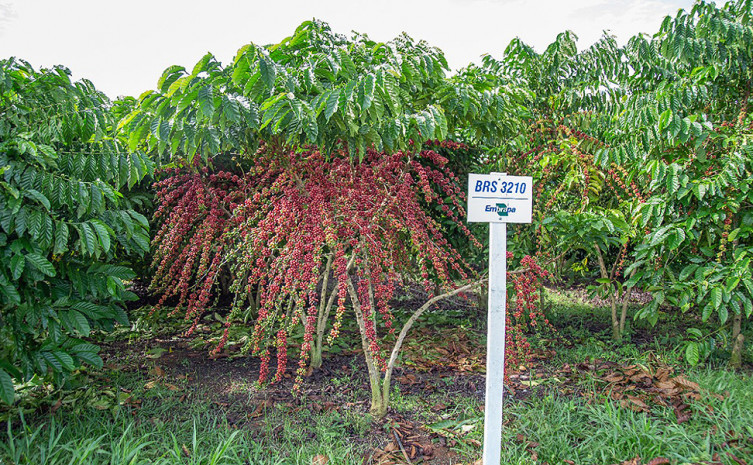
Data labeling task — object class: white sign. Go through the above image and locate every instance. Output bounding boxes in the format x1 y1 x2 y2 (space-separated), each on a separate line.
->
467 173 533 223
467 172 533 465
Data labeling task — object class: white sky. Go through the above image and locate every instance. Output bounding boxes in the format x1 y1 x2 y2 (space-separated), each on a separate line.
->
0 0 693 99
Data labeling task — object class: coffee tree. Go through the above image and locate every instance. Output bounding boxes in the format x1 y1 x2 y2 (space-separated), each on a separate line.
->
132 20 544 417
478 30 643 319
550 207 640 341
601 0 753 365
0 59 152 404
479 2 753 363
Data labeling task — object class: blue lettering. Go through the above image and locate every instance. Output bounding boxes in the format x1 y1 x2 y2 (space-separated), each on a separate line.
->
475 180 483 192
490 180 498 193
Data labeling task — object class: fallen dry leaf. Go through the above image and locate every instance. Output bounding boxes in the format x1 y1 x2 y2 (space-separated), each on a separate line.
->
250 401 266 418
684 391 702 401
655 380 678 390
50 399 62 414
431 402 448 412
311 454 329 465
674 403 691 424
604 372 625 383
655 367 672 382
672 375 700 392
396 374 420 385
624 395 650 412
645 457 670 465
726 452 747 465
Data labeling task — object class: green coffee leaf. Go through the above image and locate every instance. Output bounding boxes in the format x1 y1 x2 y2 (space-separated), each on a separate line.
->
0 369 14 405
25 252 56 277
685 342 700 366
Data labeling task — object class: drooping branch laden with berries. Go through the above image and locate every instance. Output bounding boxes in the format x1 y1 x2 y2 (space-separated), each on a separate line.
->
149 141 552 417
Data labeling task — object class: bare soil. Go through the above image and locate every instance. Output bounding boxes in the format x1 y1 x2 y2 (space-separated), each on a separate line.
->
101 333 489 464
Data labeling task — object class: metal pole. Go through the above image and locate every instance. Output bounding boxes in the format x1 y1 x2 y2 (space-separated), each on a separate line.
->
482 220 507 465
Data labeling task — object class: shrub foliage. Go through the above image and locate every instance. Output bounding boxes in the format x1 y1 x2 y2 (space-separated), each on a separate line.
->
0 59 152 404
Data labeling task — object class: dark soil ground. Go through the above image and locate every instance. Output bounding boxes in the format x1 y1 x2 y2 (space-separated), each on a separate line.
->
99 329 492 464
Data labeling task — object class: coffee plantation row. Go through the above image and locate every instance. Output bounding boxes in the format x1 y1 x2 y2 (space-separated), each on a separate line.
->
0 0 751 417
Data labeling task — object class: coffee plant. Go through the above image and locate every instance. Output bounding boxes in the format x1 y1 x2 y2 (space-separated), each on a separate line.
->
148 141 482 414
0 59 152 404
123 19 552 418
477 0 753 364
475 30 646 345
600 0 753 365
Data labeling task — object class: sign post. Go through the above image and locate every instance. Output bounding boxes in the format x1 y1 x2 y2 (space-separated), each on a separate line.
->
467 173 533 465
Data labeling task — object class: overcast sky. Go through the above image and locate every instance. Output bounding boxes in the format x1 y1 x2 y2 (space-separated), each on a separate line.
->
0 0 693 99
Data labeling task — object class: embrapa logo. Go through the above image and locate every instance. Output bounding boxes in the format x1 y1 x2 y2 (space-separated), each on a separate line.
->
484 203 516 217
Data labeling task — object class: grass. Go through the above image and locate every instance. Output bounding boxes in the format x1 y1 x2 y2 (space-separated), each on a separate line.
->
1 407 362 464
1 288 751 465
501 368 753 464
4 368 751 464
403 369 753 464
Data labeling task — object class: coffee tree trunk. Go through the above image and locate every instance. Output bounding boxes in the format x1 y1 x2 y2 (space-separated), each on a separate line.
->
619 269 637 335
595 244 622 342
347 274 481 419
730 310 744 370
308 253 351 370
477 284 488 313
